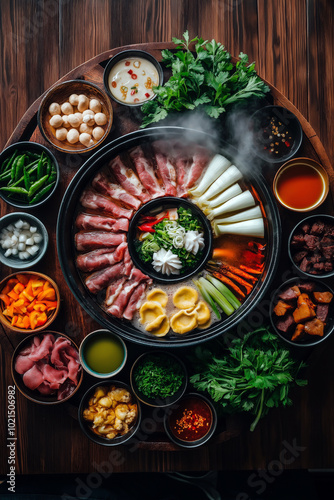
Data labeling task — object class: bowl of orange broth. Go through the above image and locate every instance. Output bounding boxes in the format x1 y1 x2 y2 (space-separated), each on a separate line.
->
79 329 127 378
273 158 329 212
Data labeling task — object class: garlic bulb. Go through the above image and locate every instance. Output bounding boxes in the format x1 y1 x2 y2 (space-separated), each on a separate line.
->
152 249 182 275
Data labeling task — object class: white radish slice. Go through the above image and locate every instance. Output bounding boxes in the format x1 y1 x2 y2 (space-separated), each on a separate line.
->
213 205 263 225
189 154 231 197
207 191 255 220
200 183 242 209
197 165 243 204
214 218 265 238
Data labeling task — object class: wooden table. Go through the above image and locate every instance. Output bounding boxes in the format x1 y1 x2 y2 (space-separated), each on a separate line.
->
1 0 334 476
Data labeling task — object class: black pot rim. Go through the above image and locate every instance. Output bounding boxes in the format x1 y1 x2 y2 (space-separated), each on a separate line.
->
57 126 281 348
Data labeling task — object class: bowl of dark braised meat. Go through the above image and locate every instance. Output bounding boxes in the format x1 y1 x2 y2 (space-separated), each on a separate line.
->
270 278 334 347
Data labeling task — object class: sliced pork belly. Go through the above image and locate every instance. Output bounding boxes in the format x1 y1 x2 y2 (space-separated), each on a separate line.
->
172 147 191 197
75 213 129 232
75 232 126 252
185 146 210 189
109 155 150 203
153 142 177 196
23 365 44 391
76 242 127 272
105 277 127 306
123 282 147 320
29 333 55 362
123 246 133 276
129 146 164 198
85 262 125 294
92 171 141 210
14 355 34 375
106 268 149 317
80 189 133 219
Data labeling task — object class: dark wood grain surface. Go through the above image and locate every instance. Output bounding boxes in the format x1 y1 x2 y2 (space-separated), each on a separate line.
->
1 0 334 475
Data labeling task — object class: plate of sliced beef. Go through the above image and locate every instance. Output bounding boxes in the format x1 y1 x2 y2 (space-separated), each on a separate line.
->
289 215 334 278
11 331 83 404
270 278 334 346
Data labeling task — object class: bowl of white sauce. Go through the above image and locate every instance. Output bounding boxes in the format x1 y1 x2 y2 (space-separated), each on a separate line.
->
103 50 163 107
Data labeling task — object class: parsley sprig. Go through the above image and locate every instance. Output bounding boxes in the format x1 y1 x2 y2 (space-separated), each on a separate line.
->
189 327 307 431
141 31 270 126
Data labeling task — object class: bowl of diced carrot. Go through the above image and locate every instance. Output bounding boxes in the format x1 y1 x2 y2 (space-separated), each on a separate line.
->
0 272 60 333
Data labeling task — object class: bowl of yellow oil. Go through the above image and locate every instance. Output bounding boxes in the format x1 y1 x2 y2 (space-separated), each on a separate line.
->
79 329 127 378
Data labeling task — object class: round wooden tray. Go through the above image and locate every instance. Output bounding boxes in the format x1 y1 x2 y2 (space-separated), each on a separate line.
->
1 43 333 452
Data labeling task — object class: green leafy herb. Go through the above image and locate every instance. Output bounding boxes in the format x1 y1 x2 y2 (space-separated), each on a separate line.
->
141 31 270 127
189 327 307 431
134 354 184 399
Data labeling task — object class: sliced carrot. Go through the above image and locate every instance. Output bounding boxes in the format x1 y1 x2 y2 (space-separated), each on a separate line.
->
11 315 18 326
29 311 39 330
8 290 19 301
22 290 34 302
23 316 30 329
36 312 47 326
13 283 25 295
33 304 47 312
0 294 11 307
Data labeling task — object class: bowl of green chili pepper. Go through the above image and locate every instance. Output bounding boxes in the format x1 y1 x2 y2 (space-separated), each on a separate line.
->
0 142 59 208
130 351 188 407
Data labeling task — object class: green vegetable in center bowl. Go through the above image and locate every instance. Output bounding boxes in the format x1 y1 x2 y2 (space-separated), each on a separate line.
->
189 326 307 431
141 31 270 127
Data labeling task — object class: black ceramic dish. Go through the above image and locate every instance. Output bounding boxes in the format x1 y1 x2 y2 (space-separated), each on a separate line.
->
127 197 213 283
270 277 334 347
11 331 83 405
57 126 281 348
78 380 141 446
288 214 334 279
0 141 59 209
163 392 217 448
103 49 163 106
251 105 303 164
130 351 188 407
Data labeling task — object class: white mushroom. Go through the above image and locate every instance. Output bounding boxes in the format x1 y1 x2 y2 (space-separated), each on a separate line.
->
89 98 102 113
69 94 79 106
94 112 107 126
49 114 63 128
61 102 74 115
55 127 68 141
67 128 80 144
82 112 95 127
62 115 71 128
77 94 89 112
92 126 105 141
79 123 93 134
49 102 61 115
74 112 83 124
67 113 81 128
79 132 93 147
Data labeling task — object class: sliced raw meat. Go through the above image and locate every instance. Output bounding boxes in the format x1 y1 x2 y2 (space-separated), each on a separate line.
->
105 277 126 306
172 144 191 197
109 155 150 203
40 364 68 385
85 262 125 294
310 221 325 235
51 338 72 368
152 143 177 196
276 314 295 333
106 268 149 317
75 232 126 251
297 282 316 293
22 365 44 391
123 282 147 320
36 381 54 396
92 171 141 210
123 246 133 276
75 213 129 232
185 146 210 189
29 333 55 362
65 356 80 385
14 355 34 375
293 251 308 263
129 146 164 198
76 242 128 272
80 189 133 219
57 380 76 401
316 304 329 322
291 234 305 247
299 257 310 273
304 234 320 251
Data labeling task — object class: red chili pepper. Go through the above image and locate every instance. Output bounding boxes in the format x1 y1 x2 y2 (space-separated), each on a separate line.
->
125 61 131 66
145 93 150 98
131 90 136 95
138 224 155 232
128 69 133 74
285 140 290 147
131 74 138 80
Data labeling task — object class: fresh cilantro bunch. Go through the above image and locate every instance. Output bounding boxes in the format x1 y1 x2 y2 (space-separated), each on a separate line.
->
141 31 270 127
189 327 307 431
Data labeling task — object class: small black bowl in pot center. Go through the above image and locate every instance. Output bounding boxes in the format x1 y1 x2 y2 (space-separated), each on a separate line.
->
127 197 213 284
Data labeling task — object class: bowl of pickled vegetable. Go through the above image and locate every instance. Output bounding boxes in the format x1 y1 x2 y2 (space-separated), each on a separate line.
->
0 142 59 208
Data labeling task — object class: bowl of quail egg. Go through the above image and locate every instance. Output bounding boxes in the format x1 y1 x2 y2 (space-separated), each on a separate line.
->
0 213 48 269
37 80 113 154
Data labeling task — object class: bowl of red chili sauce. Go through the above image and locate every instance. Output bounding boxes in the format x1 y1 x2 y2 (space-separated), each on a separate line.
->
164 393 217 448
